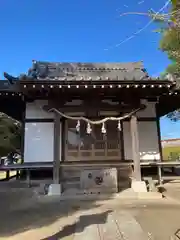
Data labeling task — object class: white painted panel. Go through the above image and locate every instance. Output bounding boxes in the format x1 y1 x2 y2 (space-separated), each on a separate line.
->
136 100 156 118
138 121 160 160
123 121 160 160
25 100 54 119
24 122 54 162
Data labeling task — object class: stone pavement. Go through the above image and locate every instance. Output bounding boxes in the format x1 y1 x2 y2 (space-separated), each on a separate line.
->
1 183 180 240
162 180 180 204
73 210 151 240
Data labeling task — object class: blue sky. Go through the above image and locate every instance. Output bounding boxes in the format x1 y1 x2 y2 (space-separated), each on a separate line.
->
160 117 180 140
0 0 177 139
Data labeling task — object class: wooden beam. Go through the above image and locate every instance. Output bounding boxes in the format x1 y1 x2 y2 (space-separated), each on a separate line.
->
53 112 61 184
120 120 125 160
45 104 141 113
21 97 26 163
48 96 140 109
130 115 141 181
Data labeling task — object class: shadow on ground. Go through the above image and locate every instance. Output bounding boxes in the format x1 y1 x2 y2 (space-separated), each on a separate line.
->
41 210 112 240
0 183 115 238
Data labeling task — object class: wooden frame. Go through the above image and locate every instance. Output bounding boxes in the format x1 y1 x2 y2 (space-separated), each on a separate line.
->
21 98 26 163
130 115 141 181
64 119 123 161
25 118 54 123
53 113 62 184
156 103 163 162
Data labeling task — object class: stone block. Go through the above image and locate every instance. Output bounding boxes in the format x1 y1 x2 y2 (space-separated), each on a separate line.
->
80 168 118 193
131 180 147 193
47 184 62 196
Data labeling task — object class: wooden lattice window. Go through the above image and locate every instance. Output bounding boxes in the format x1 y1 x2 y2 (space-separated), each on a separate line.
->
65 120 121 161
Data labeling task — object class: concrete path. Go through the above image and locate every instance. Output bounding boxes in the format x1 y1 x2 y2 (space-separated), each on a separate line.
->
2 183 178 240
73 210 151 240
160 181 180 204
3 208 153 240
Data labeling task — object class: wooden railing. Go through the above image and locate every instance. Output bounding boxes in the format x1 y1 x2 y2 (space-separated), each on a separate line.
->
1 160 180 186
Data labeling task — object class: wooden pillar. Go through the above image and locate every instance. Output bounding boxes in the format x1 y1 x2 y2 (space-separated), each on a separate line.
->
130 115 141 181
155 104 163 161
156 104 163 184
53 113 61 184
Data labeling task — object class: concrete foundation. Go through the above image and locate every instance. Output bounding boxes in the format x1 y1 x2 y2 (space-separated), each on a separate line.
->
80 168 118 193
47 184 62 196
131 180 147 193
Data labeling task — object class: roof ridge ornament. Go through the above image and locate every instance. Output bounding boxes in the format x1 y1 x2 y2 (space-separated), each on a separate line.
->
3 72 18 85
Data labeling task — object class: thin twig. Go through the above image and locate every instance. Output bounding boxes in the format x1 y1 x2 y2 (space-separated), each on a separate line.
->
119 12 151 17
105 0 171 50
119 9 180 18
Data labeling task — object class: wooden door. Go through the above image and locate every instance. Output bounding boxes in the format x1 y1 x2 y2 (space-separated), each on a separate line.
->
65 120 121 161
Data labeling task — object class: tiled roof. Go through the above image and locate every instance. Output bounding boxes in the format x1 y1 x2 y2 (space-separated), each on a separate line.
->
0 80 16 91
0 80 21 96
28 60 149 81
0 80 9 89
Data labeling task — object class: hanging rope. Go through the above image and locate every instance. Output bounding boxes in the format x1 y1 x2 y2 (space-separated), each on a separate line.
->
101 122 106 134
86 123 92 134
76 120 80 132
117 120 121 131
48 107 142 124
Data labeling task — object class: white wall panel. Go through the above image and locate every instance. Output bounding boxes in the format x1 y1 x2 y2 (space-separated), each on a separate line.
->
25 100 54 119
24 122 54 162
123 121 160 160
